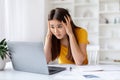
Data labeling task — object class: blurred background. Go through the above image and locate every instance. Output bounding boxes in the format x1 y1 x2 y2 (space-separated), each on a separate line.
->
0 0 120 64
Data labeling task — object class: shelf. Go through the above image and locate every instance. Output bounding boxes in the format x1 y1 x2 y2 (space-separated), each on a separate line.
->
99 37 120 39
50 0 73 4
99 0 120 64
73 17 98 20
99 50 120 51
100 0 120 3
100 11 120 14
75 3 98 6
99 60 120 65
100 24 120 26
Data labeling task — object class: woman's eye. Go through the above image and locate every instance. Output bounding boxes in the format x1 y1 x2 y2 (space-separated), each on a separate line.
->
51 27 54 28
50 26 54 29
58 25 62 28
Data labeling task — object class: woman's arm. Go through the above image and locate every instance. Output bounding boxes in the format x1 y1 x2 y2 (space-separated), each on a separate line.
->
69 34 87 65
62 16 87 65
44 22 52 63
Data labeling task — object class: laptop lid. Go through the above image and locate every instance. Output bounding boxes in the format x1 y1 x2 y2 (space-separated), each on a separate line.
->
7 41 66 75
7 41 49 74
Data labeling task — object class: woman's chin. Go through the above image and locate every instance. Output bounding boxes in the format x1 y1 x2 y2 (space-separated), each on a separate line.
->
56 36 63 39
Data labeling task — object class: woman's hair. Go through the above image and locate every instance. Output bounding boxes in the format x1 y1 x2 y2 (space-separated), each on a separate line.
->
48 8 79 62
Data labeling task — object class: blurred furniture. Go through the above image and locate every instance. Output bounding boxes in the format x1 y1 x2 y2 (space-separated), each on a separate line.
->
87 45 99 65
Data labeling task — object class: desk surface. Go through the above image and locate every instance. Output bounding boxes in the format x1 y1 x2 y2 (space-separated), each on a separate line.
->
0 62 120 80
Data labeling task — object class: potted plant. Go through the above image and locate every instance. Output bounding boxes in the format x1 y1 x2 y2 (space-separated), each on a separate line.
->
0 38 9 70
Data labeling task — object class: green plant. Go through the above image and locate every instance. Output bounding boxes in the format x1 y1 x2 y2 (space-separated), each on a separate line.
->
0 38 8 60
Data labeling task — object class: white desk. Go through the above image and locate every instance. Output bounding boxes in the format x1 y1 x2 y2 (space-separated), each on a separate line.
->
1 62 120 80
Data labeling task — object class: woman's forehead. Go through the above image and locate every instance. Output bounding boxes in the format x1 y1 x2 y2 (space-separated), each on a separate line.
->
49 19 61 24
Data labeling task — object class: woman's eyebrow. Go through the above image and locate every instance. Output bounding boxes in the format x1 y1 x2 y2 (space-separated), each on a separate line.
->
57 24 62 26
50 24 54 27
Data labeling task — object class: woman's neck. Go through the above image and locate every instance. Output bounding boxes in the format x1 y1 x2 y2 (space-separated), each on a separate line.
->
60 35 69 47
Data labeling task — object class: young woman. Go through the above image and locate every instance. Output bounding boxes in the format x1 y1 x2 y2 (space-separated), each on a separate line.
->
44 8 89 65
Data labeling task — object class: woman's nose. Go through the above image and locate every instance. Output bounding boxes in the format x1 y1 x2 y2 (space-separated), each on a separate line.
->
55 28 58 33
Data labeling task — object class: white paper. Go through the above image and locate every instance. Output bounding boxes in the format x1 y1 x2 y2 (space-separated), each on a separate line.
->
73 65 103 72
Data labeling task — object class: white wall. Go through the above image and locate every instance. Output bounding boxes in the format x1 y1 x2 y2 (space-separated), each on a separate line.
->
0 0 5 40
0 0 46 42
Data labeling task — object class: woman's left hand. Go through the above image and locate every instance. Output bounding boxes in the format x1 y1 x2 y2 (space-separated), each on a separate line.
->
62 16 73 36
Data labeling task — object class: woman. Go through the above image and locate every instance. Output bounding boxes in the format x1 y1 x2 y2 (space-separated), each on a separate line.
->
44 8 89 65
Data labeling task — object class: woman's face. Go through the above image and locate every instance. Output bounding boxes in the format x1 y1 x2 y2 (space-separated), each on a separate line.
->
49 19 67 39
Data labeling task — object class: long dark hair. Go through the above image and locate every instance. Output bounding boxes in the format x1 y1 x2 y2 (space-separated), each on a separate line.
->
48 8 79 62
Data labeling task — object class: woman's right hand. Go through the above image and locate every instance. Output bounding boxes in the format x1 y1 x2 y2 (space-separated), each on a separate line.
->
46 21 52 37
44 21 52 63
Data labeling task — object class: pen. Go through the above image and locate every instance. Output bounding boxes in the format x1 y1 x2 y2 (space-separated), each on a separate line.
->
70 67 72 71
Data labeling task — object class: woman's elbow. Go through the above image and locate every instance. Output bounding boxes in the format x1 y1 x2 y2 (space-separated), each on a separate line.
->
75 56 86 65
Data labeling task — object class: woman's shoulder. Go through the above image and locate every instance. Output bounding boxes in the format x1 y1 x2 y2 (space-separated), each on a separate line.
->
75 27 87 33
75 27 89 44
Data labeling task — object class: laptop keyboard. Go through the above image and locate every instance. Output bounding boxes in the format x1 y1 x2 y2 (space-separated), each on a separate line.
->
48 66 66 74
48 66 64 70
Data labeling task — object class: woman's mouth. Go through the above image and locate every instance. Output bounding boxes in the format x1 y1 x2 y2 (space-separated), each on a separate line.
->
55 34 62 39
56 34 61 37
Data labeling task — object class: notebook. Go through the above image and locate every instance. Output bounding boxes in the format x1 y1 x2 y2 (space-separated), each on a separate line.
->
7 41 66 75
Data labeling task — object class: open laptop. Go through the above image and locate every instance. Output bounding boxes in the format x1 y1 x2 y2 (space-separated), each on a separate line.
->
7 41 66 75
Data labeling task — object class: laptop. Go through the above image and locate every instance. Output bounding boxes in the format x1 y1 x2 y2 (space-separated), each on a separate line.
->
7 41 66 75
